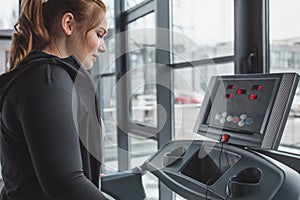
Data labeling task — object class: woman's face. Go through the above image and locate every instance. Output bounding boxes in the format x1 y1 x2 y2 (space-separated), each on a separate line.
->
69 16 108 70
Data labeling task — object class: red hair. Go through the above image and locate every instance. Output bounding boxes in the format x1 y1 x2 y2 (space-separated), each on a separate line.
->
9 0 106 71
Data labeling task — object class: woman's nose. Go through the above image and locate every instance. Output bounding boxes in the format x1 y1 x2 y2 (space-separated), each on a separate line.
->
98 42 106 53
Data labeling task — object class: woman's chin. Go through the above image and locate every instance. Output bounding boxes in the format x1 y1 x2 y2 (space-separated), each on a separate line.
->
82 61 94 70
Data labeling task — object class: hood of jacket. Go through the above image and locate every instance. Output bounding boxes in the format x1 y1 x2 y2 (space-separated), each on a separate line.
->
0 51 84 110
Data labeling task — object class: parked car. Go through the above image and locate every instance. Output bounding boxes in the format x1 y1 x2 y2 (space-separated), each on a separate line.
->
174 90 204 105
131 89 204 106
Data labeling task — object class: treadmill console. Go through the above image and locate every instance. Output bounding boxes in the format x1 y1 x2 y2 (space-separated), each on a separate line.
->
144 73 300 199
196 73 299 149
101 73 300 200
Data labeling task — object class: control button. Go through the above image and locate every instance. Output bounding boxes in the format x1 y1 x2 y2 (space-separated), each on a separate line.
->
215 113 221 120
240 114 247 120
220 118 226 124
236 89 247 95
226 93 233 99
238 120 245 127
233 116 239 123
249 94 257 100
252 85 262 90
222 112 227 117
226 115 233 122
227 84 236 89
245 118 254 125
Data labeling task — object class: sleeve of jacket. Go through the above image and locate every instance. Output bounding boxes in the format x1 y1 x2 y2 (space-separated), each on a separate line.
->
17 65 108 200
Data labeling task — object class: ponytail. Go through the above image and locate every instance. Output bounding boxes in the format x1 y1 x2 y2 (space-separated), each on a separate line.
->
9 0 50 71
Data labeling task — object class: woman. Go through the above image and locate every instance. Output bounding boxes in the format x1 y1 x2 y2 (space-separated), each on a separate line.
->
0 0 108 199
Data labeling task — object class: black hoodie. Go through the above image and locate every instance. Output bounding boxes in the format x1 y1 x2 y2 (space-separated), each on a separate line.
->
0 51 107 199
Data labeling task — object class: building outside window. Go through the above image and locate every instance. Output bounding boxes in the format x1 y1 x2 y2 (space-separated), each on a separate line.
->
269 0 300 154
171 0 234 141
0 0 18 72
0 0 18 30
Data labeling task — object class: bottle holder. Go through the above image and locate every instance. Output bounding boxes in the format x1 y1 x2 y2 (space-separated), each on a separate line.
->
226 167 262 198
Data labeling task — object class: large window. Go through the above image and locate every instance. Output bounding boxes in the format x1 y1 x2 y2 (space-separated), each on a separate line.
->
124 0 146 10
96 0 118 173
99 76 118 173
0 0 18 72
172 0 234 63
3 0 299 199
174 63 234 139
0 0 18 30
269 0 300 153
127 13 157 127
0 38 11 72
171 0 235 142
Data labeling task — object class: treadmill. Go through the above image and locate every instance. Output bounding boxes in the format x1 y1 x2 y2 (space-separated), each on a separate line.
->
101 73 300 200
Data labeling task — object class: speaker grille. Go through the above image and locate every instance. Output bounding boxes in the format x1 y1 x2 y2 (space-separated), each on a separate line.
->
262 74 296 149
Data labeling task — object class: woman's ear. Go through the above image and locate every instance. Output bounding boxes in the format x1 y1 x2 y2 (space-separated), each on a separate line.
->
61 13 75 36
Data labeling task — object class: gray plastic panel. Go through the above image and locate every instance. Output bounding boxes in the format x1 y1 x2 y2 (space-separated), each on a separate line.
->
196 73 299 149
262 73 299 149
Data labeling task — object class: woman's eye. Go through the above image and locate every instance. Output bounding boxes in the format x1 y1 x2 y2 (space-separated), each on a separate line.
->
97 33 103 38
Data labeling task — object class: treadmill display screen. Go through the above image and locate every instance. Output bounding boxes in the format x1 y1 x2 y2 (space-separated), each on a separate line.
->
196 73 299 148
205 79 277 134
